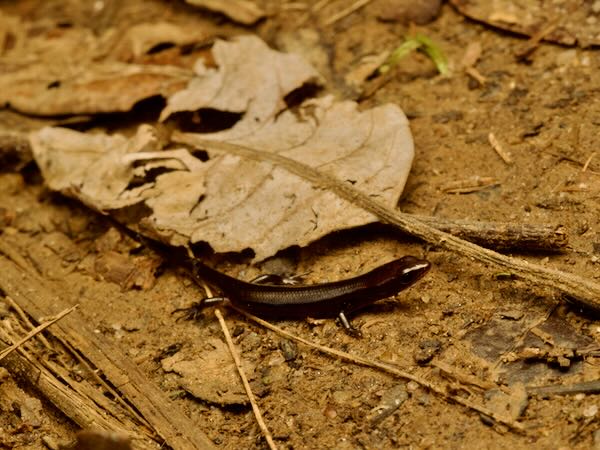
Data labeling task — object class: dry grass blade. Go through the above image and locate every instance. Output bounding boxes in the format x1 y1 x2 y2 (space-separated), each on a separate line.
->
0 304 77 362
215 309 278 450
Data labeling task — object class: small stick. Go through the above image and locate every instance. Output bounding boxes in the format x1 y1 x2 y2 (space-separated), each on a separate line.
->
465 66 486 85
527 380 600 397
0 305 77 362
215 309 278 450
488 132 513 164
5 295 52 349
311 0 330 13
409 215 568 252
542 148 600 174
582 153 595 173
323 0 373 26
231 305 525 432
433 360 501 392
461 42 486 85
441 176 499 193
516 18 560 61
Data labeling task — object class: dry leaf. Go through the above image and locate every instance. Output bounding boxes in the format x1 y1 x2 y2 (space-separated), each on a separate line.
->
30 36 415 261
185 0 266 25
160 35 323 124
93 251 161 290
0 18 194 115
1 63 192 116
161 339 251 405
108 22 214 62
31 94 413 260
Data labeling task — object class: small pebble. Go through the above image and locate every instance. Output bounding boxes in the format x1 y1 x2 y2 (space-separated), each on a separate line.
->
555 49 577 67
406 381 420 392
20 397 43 428
584 404 598 418
279 339 297 361
323 404 337 419
413 339 442 365
0 367 10 381
41 435 60 450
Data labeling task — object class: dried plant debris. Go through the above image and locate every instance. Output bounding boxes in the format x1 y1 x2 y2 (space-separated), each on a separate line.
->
467 312 594 386
184 0 266 25
30 37 415 261
450 0 600 47
0 12 205 116
483 384 528 423
161 338 251 405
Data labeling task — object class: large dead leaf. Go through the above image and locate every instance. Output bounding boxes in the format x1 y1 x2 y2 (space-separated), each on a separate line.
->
31 97 413 260
0 14 200 116
29 36 415 260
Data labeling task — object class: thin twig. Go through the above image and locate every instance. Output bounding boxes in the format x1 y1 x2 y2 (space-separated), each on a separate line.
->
582 153 595 173
5 295 52 349
488 132 513 164
312 0 330 13
465 66 486 85
528 379 600 397
174 134 600 312
323 0 373 26
230 305 524 432
433 360 501 392
214 309 278 450
0 305 78 362
516 17 560 61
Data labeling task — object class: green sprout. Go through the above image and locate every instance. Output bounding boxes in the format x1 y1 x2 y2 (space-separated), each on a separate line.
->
377 34 449 76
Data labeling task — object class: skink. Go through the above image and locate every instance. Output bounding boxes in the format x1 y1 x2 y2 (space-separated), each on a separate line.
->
191 256 430 329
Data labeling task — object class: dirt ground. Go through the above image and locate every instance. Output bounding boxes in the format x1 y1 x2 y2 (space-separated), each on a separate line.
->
1 1 600 449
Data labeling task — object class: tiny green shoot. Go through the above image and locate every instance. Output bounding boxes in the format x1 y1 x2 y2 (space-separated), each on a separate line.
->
377 34 449 76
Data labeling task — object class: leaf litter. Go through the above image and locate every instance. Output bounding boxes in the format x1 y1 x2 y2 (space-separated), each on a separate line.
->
30 36 416 261
0 11 208 116
2 3 600 448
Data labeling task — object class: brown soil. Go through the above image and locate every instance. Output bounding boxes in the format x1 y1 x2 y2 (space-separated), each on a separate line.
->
1 1 600 449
